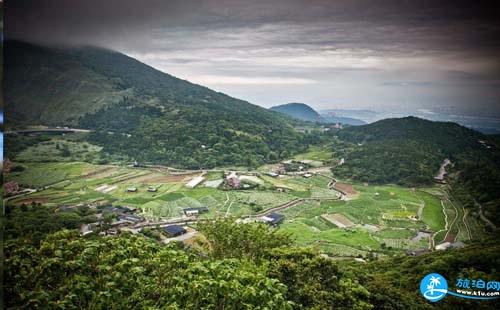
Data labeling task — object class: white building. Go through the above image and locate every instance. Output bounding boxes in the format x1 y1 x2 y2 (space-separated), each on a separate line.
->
185 176 205 188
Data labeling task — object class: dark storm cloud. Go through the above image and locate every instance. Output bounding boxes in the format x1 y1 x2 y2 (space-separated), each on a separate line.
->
7 0 500 49
5 0 500 114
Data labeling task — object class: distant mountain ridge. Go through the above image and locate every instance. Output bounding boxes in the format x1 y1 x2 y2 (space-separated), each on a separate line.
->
270 103 366 125
270 103 323 122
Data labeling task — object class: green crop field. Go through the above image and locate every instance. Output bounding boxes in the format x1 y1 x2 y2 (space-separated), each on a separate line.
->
5 156 481 257
292 145 333 162
275 183 461 257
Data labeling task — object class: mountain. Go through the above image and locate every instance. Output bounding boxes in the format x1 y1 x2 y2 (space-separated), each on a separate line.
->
334 117 500 224
270 103 324 122
4 41 318 168
335 116 486 185
269 104 366 125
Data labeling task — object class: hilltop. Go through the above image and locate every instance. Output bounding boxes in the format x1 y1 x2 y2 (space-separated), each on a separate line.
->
334 117 500 225
270 103 324 122
4 41 322 168
270 103 366 125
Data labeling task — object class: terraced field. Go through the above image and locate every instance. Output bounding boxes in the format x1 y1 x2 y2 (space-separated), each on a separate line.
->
277 184 454 257
6 158 481 257
5 162 333 221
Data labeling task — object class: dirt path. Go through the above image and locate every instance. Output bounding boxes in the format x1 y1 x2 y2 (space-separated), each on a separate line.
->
225 200 234 217
433 200 450 247
443 196 460 243
417 201 424 221
462 207 472 240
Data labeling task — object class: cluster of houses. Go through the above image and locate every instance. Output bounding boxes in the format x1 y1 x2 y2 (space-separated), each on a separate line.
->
238 212 286 227
4 181 20 196
79 205 144 236
226 172 241 189
268 160 314 178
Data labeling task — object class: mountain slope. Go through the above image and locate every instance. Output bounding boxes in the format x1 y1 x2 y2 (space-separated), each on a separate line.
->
270 103 323 122
4 41 317 168
4 41 131 125
335 116 486 184
335 117 500 224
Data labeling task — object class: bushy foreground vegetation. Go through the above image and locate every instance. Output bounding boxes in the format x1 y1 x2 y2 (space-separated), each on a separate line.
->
4 206 500 309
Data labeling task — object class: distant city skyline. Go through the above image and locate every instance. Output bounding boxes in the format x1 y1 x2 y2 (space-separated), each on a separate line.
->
7 0 500 116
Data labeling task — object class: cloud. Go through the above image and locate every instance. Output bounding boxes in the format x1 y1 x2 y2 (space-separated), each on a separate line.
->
5 0 500 114
380 81 435 87
191 75 317 85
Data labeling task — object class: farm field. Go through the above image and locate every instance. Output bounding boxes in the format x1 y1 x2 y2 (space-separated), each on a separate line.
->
5 156 482 257
292 145 334 162
5 162 334 221
277 183 463 257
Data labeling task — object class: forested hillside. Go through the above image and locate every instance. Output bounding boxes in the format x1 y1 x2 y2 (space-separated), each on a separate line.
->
334 117 500 225
4 41 324 168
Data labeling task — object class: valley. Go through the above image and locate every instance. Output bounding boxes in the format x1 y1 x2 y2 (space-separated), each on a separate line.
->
4 40 500 309
4 130 486 258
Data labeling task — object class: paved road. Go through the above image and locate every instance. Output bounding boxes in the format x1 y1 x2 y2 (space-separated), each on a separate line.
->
6 127 92 135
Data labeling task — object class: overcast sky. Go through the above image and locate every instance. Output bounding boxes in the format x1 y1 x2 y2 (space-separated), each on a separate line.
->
6 0 500 116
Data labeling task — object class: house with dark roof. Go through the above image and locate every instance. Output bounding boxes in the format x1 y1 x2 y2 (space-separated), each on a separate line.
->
183 207 209 216
163 225 187 237
261 213 285 226
102 206 124 214
118 214 143 223
102 205 137 215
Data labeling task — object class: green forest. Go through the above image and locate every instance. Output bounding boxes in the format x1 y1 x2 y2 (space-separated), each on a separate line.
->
4 41 326 168
334 117 500 226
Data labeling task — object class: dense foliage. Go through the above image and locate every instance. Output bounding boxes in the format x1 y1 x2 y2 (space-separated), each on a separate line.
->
334 117 500 224
5 205 500 309
335 117 484 185
5 41 326 168
197 218 293 260
4 203 97 245
5 231 291 309
355 240 500 309
79 98 323 168
3 134 50 160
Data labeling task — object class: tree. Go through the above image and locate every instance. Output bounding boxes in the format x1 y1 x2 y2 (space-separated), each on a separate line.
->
197 218 293 260
4 231 292 309
266 247 372 310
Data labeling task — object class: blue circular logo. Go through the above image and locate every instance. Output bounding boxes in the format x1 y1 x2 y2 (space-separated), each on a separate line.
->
420 273 448 302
